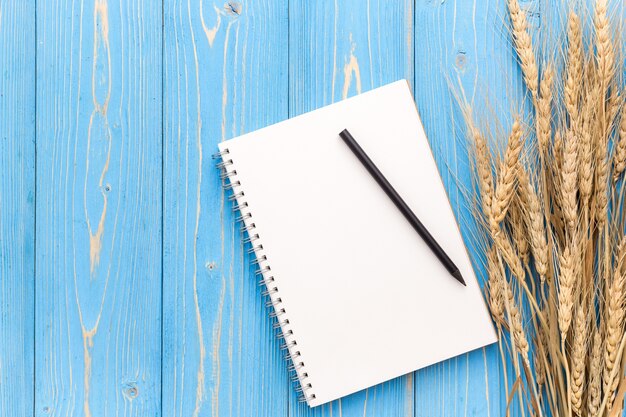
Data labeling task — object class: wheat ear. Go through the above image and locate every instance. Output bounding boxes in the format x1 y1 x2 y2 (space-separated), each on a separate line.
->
595 140 609 226
537 66 554 154
487 247 505 324
565 12 583 123
612 106 626 182
519 167 549 281
508 0 538 99
594 86 609 225
579 113 595 204
595 0 615 218
491 120 523 230
605 88 621 130
473 126 494 219
553 130 564 183
594 0 614 91
588 328 603 417
535 327 548 386
503 278 530 365
510 197 530 266
493 230 525 280
558 243 577 340
561 131 579 235
603 238 626 408
570 299 588 416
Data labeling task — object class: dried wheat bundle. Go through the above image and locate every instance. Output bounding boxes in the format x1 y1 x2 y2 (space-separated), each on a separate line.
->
464 1 626 416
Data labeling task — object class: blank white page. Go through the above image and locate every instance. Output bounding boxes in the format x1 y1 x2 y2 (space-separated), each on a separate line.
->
218 80 497 406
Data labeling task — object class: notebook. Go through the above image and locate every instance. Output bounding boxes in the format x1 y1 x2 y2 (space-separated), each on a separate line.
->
216 80 497 407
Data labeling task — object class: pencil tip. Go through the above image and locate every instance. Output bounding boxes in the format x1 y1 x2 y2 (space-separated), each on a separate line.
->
452 269 466 286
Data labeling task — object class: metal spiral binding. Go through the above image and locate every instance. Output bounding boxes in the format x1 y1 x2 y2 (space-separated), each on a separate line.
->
214 148 316 404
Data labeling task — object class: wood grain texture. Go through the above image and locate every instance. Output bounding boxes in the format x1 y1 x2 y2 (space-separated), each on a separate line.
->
288 1 415 415
162 1 289 416
34 0 162 415
0 1 35 416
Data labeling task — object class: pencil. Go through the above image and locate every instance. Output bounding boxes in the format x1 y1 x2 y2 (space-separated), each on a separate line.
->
339 129 466 286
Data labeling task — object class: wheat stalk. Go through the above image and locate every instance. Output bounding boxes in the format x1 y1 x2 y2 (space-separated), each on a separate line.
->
463 2 626 416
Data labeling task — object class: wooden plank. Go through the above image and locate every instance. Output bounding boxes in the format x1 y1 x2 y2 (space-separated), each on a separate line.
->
288 0 414 415
0 1 35 416
412 0 526 415
34 0 162 415
162 1 289 416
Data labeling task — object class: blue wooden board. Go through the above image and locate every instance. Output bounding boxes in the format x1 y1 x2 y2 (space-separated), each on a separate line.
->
0 1 35 415
162 1 289 416
34 0 162 415
1 0 623 416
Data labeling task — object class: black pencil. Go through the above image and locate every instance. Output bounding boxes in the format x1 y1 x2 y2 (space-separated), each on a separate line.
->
339 129 466 286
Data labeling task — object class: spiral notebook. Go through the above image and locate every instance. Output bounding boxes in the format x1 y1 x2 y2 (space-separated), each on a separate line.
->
216 80 497 406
